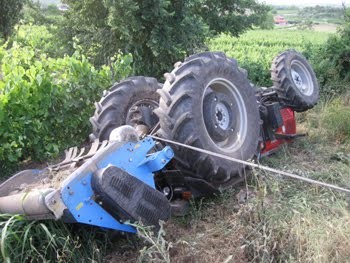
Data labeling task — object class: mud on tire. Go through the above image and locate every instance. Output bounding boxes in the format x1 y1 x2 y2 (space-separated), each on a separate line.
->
271 50 319 112
90 76 161 141
154 52 260 189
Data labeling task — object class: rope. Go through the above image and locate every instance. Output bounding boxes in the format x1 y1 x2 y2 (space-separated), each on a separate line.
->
150 135 350 194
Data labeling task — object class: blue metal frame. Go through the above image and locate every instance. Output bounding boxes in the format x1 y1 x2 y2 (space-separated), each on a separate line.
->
60 137 173 233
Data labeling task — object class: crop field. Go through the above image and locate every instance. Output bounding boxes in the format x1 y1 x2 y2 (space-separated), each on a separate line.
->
208 29 331 86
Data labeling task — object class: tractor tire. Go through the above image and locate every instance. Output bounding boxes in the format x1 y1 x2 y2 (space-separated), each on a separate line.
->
90 76 161 141
154 52 260 189
271 50 319 112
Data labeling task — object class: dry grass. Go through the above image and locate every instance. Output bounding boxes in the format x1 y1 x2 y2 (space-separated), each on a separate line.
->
3 96 349 262
106 95 350 262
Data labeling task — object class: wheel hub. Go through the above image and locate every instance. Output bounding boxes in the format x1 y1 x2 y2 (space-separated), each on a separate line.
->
127 99 159 130
202 78 248 152
291 60 314 96
215 102 230 130
292 70 303 90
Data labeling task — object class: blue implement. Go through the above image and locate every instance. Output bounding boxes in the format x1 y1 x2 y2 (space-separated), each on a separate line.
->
59 137 173 232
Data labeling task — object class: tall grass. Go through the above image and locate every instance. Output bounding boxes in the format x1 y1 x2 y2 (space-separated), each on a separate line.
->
305 93 350 143
0 214 110 262
239 94 350 262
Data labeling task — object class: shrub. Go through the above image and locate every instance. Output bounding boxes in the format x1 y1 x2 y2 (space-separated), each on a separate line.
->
0 41 132 176
310 8 350 96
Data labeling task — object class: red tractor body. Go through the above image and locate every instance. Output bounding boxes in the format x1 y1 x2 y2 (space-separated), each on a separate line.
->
261 107 296 156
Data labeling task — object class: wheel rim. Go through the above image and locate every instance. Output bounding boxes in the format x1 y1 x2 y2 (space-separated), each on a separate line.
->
215 102 230 130
202 78 248 153
291 60 314 96
126 99 159 130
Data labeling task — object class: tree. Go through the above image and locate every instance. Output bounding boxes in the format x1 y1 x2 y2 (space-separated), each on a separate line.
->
0 0 24 40
260 11 274 30
311 7 350 95
60 0 269 77
190 0 270 36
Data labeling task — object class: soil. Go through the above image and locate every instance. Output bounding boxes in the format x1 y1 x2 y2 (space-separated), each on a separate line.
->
312 23 338 33
106 185 254 263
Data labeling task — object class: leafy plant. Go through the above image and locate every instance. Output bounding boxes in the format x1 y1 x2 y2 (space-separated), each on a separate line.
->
310 7 350 96
58 0 269 77
132 221 172 263
0 34 132 177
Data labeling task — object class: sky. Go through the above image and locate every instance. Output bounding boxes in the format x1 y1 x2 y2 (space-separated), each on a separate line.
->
259 0 350 6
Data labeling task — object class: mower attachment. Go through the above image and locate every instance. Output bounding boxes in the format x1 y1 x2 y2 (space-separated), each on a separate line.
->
0 129 174 233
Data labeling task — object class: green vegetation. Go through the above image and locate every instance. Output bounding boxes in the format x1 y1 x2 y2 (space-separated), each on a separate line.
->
273 5 345 25
0 25 132 174
311 9 350 96
208 30 330 86
0 214 113 262
0 2 350 262
0 0 24 40
318 99 350 141
299 6 345 24
59 0 270 76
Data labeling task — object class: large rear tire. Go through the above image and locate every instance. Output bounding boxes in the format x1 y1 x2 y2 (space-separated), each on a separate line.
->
271 50 319 112
154 52 260 189
89 76 161 141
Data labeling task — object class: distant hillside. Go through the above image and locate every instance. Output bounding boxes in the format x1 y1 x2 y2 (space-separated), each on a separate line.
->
38 0 61 7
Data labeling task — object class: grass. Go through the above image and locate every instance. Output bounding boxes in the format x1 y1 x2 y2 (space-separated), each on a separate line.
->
1 94 349 262
0 214 111 262
1 24 349 262
132 94 350 262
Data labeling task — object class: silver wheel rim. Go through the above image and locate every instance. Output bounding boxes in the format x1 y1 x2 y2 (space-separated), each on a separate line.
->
215 102 230 130
291 60 314 96
202 78 248 153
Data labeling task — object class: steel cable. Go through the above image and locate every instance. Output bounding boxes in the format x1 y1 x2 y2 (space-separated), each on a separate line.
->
150 135 350 194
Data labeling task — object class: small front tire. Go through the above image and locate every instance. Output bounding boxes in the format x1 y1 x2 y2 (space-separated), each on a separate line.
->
271 50 319 112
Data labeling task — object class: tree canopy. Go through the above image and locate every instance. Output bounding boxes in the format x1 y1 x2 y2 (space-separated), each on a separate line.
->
0 0 24 40
60 0 269 77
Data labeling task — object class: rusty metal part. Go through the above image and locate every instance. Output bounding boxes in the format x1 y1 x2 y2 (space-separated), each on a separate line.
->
45 190 67 219
50 139 110 170
135 124 149 136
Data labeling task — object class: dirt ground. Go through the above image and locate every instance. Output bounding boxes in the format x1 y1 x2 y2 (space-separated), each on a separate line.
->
104 127 350 262
312 23 338 32
106 186 250 263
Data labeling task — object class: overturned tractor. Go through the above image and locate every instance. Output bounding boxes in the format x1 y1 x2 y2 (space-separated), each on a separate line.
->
0 50 319 231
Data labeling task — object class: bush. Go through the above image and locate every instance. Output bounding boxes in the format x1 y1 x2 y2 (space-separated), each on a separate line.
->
310 8 350 96
0 40 132 176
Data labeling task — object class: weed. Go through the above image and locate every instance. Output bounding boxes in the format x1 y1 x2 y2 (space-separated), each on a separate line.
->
322 99 350 141
0 214 110 262
131 221 172 263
